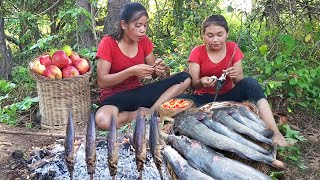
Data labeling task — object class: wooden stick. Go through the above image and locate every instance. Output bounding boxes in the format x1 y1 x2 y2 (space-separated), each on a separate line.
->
0 130 106 140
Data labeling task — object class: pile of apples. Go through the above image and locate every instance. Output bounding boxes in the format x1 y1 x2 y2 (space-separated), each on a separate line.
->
30 45 90 79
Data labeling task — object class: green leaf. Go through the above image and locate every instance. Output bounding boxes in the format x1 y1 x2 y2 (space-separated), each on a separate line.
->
259 45 268 55
304 34 311 42
265 64 272 74
289 78 297 85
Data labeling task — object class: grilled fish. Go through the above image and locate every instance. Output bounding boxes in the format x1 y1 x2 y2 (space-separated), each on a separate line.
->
149 111 163 179
134 109 147 177
107 115 118 178
65 107 75 180
162 145 214 180
85 111 96 180
174 113 285 168
167 135 271 180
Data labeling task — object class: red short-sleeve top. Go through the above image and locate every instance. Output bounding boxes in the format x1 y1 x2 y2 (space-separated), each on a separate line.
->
96 35 154 101
189 42 244 95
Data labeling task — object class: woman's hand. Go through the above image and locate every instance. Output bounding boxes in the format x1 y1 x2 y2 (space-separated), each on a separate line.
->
200 76 217 87
153 58 167 76
130 64 155 78
226 65 239 79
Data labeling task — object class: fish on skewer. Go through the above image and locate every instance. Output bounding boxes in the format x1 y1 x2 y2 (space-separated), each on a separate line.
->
65 106 75 180
162 145 214 180
149 111 163 179
167 135 271 180
134 109 147 179
107 115 118 179
174 113 285 168
85 111 97 180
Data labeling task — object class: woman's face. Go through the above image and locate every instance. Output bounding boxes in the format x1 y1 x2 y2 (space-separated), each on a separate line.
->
203 24 228 51
123 15 149 42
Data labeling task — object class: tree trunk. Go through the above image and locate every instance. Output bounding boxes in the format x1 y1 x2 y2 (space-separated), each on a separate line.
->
76 0 96 49
0 16 11 80
103 0 130 36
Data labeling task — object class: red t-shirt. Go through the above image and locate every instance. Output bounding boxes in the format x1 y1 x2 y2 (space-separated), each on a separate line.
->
96 35 154 101
189 42 244 95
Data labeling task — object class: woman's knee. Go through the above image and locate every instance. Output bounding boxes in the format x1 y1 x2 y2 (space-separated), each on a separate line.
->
95 105 118 130
176 72 192 82
240 77 261 89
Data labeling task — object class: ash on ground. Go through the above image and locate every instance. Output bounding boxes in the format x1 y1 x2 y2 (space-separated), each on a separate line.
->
28 138 170 180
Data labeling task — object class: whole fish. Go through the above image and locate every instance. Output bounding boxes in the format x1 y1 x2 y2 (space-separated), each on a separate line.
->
236 106 267 128
200 117 270 154
65 107 75 180
167 135 271 180
227 108 273 138
85 111 96 180
174 113 285 168
212 110 273 145
134 109 147 178
107 115 118 178
161 145 214 180
149 111 163 179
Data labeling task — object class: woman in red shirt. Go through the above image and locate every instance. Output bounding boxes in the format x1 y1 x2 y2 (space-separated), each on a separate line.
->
95 2 191 130
179 14 289 147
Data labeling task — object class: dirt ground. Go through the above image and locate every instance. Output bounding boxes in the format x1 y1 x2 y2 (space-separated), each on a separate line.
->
0 103 319 180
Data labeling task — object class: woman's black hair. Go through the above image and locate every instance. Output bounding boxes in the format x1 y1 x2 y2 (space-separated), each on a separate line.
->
110 2 149 40
202 14 229 34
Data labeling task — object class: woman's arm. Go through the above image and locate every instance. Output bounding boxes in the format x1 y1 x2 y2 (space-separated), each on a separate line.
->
226 60 244 84
97 58 154 88
189 62 216 90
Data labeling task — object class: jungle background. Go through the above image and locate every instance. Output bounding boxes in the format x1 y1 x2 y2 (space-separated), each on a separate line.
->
0 0 319 179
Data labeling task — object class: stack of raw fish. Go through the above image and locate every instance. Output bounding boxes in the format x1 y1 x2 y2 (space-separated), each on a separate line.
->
161 101 284 180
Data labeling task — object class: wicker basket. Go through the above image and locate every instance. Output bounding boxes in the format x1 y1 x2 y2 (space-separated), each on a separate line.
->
158 98 194 118
29 54 92 129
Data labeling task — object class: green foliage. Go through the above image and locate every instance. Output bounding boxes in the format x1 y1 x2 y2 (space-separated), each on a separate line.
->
0 79 38 125
277 124 307 169
150 0 223 73
269 171 285 180
0 67 37 125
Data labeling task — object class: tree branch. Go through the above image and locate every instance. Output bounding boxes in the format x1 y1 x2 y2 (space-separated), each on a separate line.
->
36 0 63 16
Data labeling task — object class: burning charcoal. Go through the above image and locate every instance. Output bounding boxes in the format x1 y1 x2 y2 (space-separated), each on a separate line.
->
12 150 24 159
97 140 107 148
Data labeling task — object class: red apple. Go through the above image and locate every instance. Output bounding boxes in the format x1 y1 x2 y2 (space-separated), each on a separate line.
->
51 50 72 69
69 51 81 64
44 65 62 79
73 58 90 75
31 59 46 75
39 55 52 67
62 65 80 78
